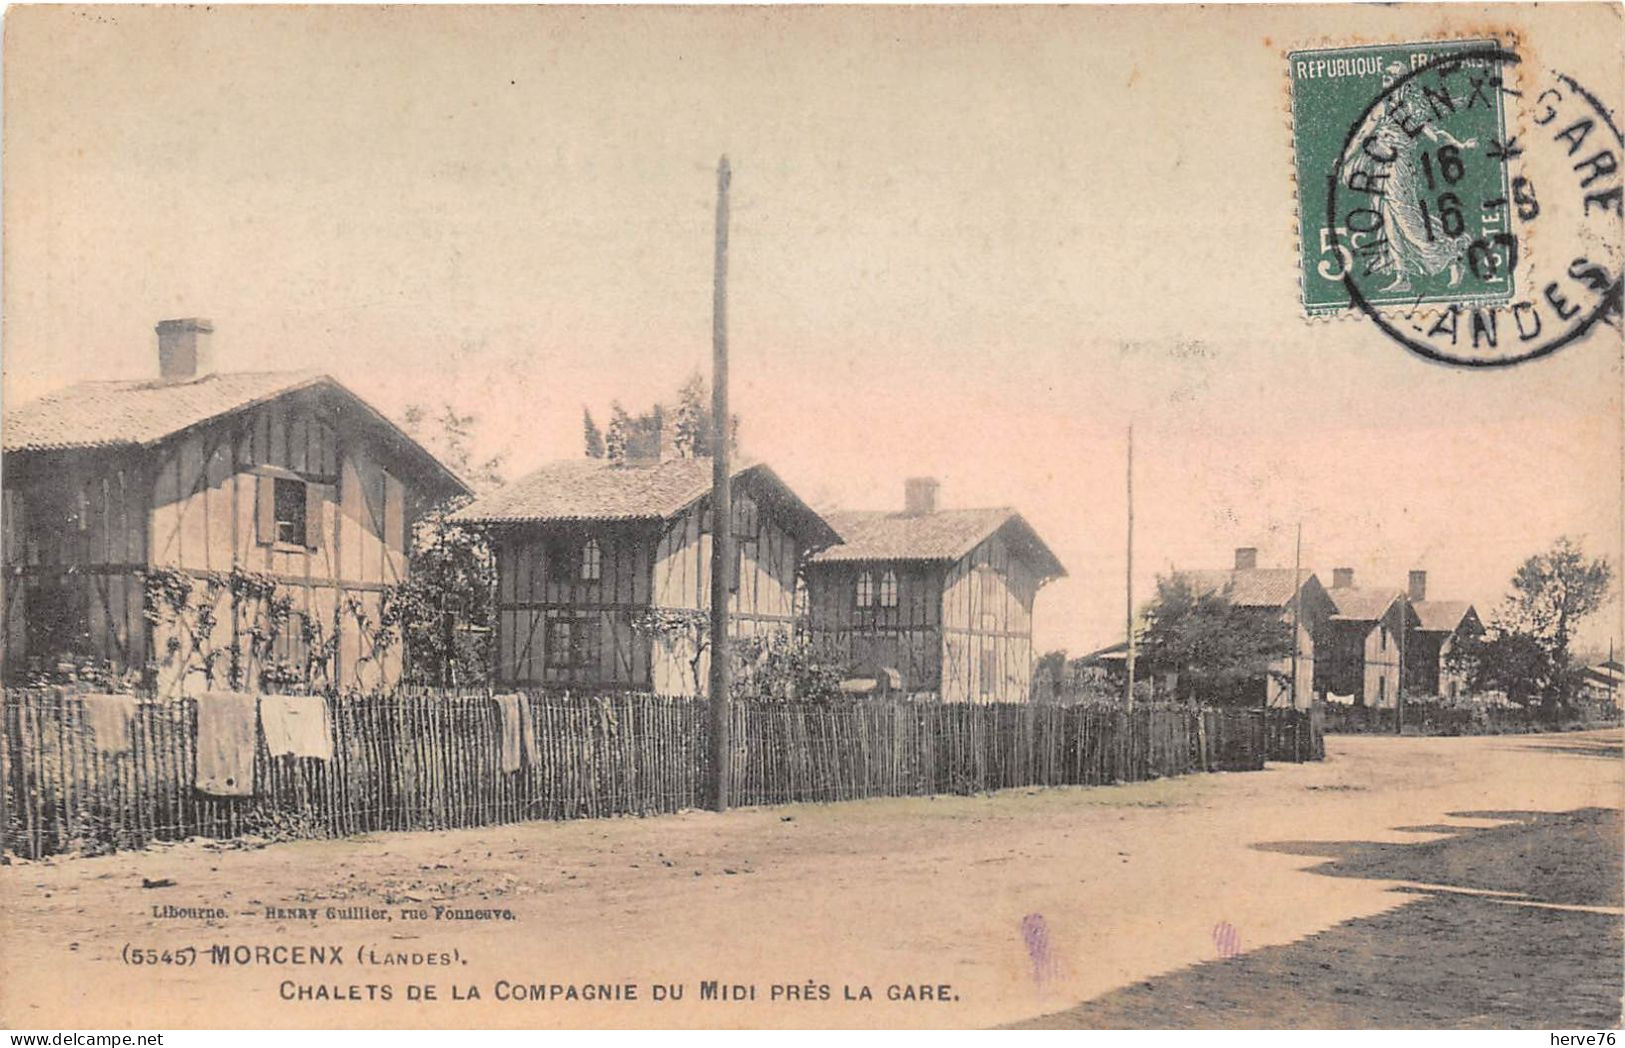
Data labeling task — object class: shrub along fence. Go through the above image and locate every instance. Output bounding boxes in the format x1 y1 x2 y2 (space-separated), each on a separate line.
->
1320 700 1620 736
1 689 1320 859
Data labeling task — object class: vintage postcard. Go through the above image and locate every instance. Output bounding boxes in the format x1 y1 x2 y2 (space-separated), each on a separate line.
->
1 3 1621 1033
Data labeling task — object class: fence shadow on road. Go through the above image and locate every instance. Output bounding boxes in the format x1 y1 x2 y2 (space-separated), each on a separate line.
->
1492 735 1624 762
1007 807 1623 1029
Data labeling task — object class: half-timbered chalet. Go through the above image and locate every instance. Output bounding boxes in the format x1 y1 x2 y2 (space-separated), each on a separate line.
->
1176 547 1335 709
1317 568 1420 708
804 478 1065 703
2 318 470 694
1401 570 1482 700
454 456 839 694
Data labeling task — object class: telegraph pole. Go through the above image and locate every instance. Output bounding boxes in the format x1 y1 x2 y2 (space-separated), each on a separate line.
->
1289 523 1303 709
1124 424 1136 711
1396 584 1407 736
708 155 733 812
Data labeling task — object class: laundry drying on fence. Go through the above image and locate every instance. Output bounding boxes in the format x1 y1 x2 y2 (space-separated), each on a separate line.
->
1 689 1324 859
80 693 137 755
193 691 258 797
492 693 537 772
258 694 334 760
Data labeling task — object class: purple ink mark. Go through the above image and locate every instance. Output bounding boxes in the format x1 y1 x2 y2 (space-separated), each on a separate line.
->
1212 921 1242 959
1022 912 1057 985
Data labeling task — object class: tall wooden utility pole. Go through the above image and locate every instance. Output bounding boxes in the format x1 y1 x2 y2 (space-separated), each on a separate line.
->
1289 523 1303 710
708 155 733 812
1396 585 1406 736
1124 424 1136 711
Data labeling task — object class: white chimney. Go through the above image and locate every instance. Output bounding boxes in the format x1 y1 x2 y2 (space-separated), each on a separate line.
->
903 477 939 516
1333 567 1355 589
1234 547 1258 570
156 318 214 383
1409 570 1427 602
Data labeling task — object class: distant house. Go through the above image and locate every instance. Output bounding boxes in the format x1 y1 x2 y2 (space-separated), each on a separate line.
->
1176 547 1336 709
1057 640 1180 703
454 455 837 694
804 478 1065 703
1577 659 1623 711
1318 568 1419 708
1401 570 1483 701
2 318 470 693
1074 641 1128 684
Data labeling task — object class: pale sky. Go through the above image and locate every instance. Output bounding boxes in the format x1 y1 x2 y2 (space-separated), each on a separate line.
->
4 5 1622 655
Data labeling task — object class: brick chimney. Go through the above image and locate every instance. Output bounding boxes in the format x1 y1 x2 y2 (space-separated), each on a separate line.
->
1408 570 1427 602
1233 547 1258 570
1332 567 1355 589
156 318 214 383
903 477 940 516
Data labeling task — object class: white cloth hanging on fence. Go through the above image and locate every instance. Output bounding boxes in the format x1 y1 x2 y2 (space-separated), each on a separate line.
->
517 694 537 766
80 693 136 755
258 694 334 760
492 694 536 773
195 691 257 797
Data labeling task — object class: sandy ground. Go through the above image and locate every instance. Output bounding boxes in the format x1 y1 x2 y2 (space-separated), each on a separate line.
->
0 729 1619 1029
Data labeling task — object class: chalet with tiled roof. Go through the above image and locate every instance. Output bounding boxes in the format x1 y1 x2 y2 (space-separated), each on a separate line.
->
1317 567 1420 708
1172 547 1336 709
804 478 1065 703
455 455 838 693
1402 571 1482 700
2 318 469 693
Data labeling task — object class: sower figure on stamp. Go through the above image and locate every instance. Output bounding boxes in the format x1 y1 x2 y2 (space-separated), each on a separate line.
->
1345 61 1480 294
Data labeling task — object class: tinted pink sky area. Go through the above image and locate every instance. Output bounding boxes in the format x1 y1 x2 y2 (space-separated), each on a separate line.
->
5 6 1621 654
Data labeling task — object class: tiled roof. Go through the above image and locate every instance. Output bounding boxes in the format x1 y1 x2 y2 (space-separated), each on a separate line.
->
811 508 1065 580
5 371 327 451
4 370 470 496
1412 600 1476 633
1079 640 1129 662
1327 585 1404 621
453 457 839 546
1178 568 1309 608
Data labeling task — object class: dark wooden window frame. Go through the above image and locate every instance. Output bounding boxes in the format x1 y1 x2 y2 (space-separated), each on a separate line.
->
254 464 320 551
273 476 307 547
545 612 602 670
879 569 899 608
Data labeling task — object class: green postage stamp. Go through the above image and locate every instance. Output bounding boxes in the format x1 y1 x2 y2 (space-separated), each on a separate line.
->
1290 39 1515 317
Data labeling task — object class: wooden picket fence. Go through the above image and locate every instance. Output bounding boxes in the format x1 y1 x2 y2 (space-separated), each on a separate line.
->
1264 705 1325 762
0 688 1317 859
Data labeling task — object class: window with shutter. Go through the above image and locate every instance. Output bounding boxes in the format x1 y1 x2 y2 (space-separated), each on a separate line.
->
256 474 277 545
303 482 322 549
273 477 307 546
257 471 313 548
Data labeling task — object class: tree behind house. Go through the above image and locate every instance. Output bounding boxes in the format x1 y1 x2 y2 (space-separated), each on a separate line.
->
583 407 606 458
594 371 739 463
399 400 506 687
1451 536 1614 718
1138 575 1291 705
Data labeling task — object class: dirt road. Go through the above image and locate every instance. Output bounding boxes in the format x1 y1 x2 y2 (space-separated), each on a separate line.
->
2 730 1619 1029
